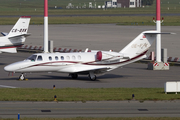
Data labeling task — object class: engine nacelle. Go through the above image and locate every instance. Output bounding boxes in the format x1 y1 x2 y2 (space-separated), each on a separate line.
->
96 51 102 61
96 51 123 61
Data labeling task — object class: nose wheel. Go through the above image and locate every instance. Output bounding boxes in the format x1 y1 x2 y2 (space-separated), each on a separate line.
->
19 73 27 81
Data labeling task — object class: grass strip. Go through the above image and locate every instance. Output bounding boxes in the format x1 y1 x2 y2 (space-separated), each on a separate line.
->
0 16 179 26
0 0 180 15
1 117 180 120
0 88 180 101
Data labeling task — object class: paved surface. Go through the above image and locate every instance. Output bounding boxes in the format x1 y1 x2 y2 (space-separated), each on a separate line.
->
0 24 180 118
0 24 180 88
1 101 180 118
1 24 180 57
0 52 180 88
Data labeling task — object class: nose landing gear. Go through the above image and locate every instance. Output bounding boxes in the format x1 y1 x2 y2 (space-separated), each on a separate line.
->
19 73 28 81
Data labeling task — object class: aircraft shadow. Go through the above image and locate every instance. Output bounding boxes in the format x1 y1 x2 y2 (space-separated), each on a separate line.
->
0 73 131 81
98 74 130 79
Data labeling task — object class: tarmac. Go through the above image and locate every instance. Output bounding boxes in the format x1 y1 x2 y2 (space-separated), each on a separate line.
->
1 101 180 118
1 24 180 57
1 52 180 88
0 24 180 88
0 24 180 118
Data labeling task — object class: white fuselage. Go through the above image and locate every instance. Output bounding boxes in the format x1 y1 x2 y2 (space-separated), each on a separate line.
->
4 51 146 74
0 36 25 47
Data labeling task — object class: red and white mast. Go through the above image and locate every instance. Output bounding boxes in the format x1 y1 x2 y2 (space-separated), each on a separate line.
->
156 0 161 62
44 0 48 53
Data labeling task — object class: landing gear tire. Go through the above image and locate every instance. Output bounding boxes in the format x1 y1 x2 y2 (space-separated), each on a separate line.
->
89 74 96 81
19 73 25 80
70 73 78 79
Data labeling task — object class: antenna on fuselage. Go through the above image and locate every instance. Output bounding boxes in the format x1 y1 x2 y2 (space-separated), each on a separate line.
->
44 0 49 53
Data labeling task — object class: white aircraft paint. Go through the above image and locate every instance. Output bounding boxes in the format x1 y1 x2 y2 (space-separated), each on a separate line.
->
0 16 31 53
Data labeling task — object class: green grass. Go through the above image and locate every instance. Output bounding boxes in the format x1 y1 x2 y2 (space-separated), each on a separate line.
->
0 0 179 25
0 0 180 15
0 16 180 25
0 88 180 101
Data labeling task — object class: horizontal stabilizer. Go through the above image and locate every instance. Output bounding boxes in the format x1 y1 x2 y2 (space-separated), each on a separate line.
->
8 33 31 39
143 31 175 35
1 32 8 36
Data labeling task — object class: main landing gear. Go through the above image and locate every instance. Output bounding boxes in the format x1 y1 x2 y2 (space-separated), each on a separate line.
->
89 71 96 81
70 73 78 79
69 72 97 81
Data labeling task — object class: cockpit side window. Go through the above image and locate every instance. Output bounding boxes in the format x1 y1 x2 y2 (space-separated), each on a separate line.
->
27 55 37 62
37 56 43 61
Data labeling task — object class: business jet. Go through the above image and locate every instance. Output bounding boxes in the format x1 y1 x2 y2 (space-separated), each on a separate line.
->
0 16 31 53
4 30 171 81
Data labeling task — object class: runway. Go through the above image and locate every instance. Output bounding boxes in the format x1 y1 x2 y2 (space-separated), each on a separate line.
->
1 101 180 118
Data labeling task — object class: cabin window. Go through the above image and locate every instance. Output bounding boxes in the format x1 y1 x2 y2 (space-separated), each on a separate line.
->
55 56 58 60
72 55 76 60
27 55 37 62
61 56 64 60
66 56 70 60
37 56 43 61
77 55 81 60
49 56 52 61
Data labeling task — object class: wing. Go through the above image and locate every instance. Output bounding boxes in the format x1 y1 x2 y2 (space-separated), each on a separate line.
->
75 67 111 75
58 64 111 75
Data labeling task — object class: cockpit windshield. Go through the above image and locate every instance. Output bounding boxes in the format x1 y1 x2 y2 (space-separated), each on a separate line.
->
26 55 37 61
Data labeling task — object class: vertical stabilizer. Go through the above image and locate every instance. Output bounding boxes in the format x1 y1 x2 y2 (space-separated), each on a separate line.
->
0 16 31 53
8 16 31 38
119 31 158 59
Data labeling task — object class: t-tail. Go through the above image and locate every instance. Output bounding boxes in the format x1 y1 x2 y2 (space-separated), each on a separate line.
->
119 31 172 64
0 16 31 53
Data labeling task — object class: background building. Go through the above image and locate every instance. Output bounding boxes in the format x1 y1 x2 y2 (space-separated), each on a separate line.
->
129 0 142 8
105 0 142 8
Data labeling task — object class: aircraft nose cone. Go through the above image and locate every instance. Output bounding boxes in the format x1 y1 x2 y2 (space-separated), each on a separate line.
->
4 65 13 72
